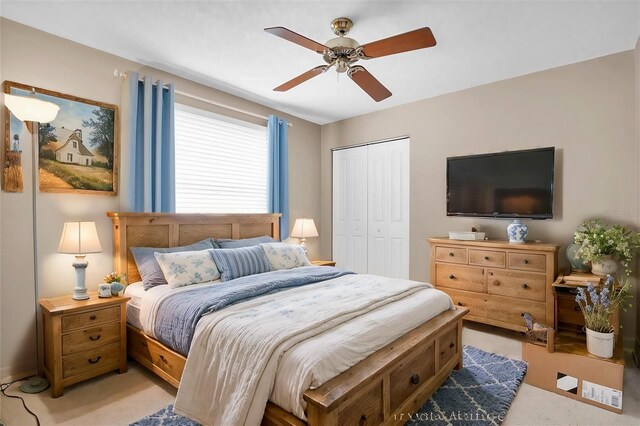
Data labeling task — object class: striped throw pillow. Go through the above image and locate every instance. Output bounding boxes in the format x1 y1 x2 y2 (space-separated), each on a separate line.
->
210 246 272 282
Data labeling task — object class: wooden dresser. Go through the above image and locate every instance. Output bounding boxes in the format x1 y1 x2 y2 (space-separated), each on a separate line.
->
40 293 129 397
429 238 559 332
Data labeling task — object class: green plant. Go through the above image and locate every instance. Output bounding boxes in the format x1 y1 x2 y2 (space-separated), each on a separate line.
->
574 219 640 275
575 275 631 333
103 272 126 284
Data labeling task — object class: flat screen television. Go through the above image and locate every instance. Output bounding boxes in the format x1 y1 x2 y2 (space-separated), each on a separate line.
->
447 147 554 219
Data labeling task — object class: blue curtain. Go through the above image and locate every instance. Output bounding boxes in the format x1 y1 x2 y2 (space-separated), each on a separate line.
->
123 72 175 212
267 115 289 240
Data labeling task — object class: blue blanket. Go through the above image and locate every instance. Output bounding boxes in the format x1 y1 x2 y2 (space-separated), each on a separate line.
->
153 266 354 355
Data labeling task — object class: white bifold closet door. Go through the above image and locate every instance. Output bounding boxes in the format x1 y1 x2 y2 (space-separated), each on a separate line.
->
332 138 410 279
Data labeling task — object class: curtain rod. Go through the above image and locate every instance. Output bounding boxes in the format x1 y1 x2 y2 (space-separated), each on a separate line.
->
114 69 293 128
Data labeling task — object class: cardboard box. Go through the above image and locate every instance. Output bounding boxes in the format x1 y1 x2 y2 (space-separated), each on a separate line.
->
523 341 624 413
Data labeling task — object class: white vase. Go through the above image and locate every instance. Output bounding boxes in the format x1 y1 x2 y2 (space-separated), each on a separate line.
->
591 255 618 277
507 219 528 244
585 327 614 359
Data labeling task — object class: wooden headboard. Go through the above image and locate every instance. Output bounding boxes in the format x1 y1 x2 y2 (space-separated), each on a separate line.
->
107 212 281 283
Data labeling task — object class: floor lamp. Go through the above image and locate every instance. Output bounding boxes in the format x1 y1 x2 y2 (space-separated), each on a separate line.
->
4 90 60 393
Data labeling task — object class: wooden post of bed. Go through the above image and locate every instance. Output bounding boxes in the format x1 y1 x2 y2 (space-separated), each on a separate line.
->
107 212 467 426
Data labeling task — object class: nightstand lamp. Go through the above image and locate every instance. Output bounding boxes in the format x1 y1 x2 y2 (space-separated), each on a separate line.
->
58 221 102 300
291 218 318 254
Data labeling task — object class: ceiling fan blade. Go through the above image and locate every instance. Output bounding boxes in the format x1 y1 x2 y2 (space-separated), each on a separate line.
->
360 27 436 59
274 65 330 92
348 66 391 102
265 26 329 54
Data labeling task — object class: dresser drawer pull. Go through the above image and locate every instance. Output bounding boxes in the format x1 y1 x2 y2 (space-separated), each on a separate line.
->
411 374 420 385
159 355 168 364
457 302 464 306
448 274 455 279
493 280 500 286
359 415 367 426
521 312 526 317
574 306 581 312
89 315 97 321
88 356 102 364
448 252 454 257
89 334 101 341
521 283 529 289
484 256 490 260
522 259 529 264
449 342 455 349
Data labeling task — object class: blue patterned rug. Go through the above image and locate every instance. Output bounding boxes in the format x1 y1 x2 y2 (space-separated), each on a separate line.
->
130 345 526 426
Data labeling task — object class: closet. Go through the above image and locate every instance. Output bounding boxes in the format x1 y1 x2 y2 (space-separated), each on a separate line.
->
332 137 410 278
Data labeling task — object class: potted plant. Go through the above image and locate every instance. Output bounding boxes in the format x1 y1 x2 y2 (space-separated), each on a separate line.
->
104 272 127 296
573 219 640 276
575 275 631 358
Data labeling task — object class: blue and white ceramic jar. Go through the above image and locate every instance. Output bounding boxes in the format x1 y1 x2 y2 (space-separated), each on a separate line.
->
507 219 528 244
110 281 125 296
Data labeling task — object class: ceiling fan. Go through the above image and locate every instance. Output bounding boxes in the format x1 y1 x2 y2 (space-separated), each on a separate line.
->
264 17 436 102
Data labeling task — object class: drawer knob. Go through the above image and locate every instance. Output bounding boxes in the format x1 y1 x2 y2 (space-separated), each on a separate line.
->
90 315 97 320
448 274 455 279
88 356 102 364
89 334 101 341
159 355 168 364
522 259 529 264
521 312 526 317
457 302 464 306
521 283 529 289
359 415 367 426
484 256 489 261
448 252 454 257
574 306 580 312
493 280 500 286
411 374 420 385
449 342 455 349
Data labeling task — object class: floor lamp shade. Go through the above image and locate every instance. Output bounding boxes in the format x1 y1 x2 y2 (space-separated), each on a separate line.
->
58 222 102 300
4 92 60 123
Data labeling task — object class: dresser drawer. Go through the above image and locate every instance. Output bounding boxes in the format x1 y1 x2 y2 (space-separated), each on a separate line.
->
389 342 435 413
438 324 458 368
61 306 120 332
62 342 120 379
508 252 546 272
445 289 545 327
556 294 584 326
435 264 485 292
469 249 506 268
435 246 468 264
486 270 546 302
337 380 384 426
62 323 121 356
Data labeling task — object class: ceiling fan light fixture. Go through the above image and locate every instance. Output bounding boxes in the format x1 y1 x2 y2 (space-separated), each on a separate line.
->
330 17 353 36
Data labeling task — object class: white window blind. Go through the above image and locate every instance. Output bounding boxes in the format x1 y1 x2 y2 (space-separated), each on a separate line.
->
175 104 268 213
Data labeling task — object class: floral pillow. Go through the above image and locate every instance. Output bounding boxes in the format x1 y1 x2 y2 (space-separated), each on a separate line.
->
154 249 220 288
261 243 311 270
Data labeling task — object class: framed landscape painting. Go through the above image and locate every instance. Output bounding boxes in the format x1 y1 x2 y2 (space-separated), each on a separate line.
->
3 81 119 195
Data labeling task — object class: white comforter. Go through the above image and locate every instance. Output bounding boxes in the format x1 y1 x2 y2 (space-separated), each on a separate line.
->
172 273 453 426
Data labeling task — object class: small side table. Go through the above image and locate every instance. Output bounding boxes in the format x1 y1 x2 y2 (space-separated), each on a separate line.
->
40 292 129 397
311 260 336 267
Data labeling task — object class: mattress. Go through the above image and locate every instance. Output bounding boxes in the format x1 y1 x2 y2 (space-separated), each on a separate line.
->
123 282 146 330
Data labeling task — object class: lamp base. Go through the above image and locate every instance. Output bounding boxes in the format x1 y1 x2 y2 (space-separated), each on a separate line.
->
19 376 49 393
71 255 90 300
72 290 90 301
299 238 308 254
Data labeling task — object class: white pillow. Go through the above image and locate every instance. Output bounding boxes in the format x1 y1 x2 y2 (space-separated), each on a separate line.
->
154 249 220 288
260 243 311 270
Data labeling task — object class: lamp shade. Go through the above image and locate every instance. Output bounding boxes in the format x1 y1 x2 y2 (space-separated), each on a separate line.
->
291 218 319 238
4 93 60 123
58 222 102 254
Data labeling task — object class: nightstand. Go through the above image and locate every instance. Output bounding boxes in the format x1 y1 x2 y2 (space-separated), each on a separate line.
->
311 260 336 267
39 293 129 397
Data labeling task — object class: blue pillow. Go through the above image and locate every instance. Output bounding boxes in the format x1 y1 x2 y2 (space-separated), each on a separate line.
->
210 246 272 282
216 235 275 248
131 238 218 290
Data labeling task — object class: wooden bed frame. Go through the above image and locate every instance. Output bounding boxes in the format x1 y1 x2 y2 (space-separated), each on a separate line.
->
108 212 468 426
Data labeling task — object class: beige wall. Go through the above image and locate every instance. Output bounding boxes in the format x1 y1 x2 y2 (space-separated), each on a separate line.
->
0 18 321 380
320 51 638 347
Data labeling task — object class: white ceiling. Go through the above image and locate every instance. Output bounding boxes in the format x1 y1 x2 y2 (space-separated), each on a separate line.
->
2 1 639 125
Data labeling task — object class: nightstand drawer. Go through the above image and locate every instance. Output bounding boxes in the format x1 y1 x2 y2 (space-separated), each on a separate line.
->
61 306 119 332
62 323 121 356
62 342 120 379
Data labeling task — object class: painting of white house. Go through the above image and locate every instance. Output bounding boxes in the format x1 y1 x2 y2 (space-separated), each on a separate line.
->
6 83 118 194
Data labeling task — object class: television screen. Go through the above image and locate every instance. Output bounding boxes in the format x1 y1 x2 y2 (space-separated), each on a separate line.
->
447 147 554 219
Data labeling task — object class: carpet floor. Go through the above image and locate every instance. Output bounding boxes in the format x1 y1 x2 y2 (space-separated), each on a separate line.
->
131 345 527 426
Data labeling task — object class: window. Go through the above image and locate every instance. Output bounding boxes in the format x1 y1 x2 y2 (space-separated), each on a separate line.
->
175 104 268 213
67 153 73 162
73 141 77 148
